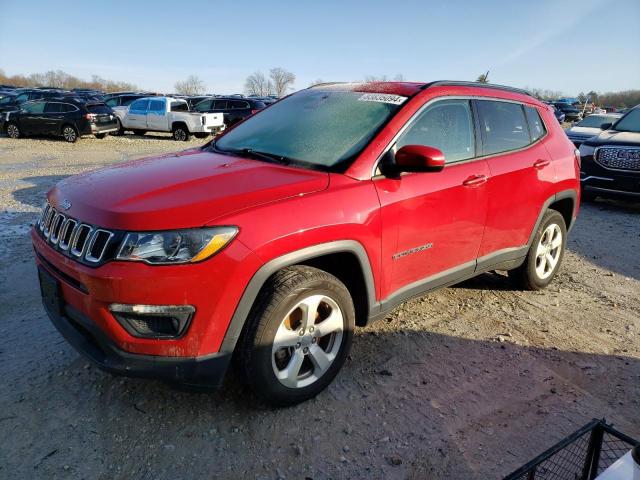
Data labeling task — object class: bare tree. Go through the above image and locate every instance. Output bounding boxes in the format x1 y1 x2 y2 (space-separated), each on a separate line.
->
476 71 489 83
0 69 137 92
269 68 295 97
244 71 271 96
364 74 389 82
174 75 206 95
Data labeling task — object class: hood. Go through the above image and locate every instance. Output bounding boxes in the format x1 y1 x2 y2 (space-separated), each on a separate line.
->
48 149 329 231
566 126 601 137
583 129 640 148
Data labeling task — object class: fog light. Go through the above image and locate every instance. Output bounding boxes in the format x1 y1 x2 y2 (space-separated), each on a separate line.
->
109 304 195 339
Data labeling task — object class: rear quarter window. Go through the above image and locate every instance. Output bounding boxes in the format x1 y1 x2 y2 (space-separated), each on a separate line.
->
524 106 546 142
87 104 112 114
477 100 531 155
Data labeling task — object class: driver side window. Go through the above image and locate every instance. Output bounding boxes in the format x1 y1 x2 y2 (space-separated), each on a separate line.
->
396 99 475 163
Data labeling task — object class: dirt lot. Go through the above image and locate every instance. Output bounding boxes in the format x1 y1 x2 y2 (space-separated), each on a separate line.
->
0 134 638 479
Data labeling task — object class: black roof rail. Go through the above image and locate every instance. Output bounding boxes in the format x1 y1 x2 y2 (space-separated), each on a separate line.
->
422 80 534 97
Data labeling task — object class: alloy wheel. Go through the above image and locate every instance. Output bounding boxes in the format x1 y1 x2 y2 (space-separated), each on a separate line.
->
535 223 562 279
63 127 77 142
174 129 186 141
7 124 19 138
271 294 344 389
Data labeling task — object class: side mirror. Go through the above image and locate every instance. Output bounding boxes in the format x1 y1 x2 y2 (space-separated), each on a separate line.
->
395 145 445 173
600 122 612 130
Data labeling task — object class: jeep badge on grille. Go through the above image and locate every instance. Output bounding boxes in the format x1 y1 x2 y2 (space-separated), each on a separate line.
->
60 199 72 211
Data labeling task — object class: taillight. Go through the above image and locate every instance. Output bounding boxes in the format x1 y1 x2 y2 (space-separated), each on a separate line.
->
85 113 97 122
574 148 581 168
251 109 259 115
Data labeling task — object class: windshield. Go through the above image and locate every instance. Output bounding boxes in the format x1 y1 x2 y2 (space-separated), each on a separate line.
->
213 89 405 171
576 115 613 128
0 95 16 105
612 108 640 133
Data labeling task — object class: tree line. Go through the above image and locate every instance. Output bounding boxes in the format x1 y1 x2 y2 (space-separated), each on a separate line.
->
0 69 137 93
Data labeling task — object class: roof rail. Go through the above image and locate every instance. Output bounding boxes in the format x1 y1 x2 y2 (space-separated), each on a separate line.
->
422 81 534 97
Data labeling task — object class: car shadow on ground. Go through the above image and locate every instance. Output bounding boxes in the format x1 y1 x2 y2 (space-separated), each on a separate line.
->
3 325 638 479
569 198 640 280
13 175 71 209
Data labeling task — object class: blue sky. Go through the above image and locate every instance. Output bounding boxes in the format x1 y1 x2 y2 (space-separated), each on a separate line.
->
1 0 638 95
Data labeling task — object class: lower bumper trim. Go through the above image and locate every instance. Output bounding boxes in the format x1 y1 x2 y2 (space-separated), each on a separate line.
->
45 301 231 388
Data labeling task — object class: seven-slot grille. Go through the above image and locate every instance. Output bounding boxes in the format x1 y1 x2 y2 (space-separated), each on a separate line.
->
38 203 115 264
595 146 640 171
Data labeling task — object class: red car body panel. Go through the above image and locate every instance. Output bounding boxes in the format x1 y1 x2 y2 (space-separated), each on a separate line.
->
33 82 580 379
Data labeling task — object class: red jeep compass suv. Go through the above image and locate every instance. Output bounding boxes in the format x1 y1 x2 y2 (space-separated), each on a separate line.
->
33 81 580 405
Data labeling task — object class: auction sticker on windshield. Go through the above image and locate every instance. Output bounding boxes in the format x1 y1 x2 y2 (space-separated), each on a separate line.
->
358 93 407 105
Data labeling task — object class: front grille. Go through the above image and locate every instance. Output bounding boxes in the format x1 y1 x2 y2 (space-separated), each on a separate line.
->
38 202 117 265
595 147 640 171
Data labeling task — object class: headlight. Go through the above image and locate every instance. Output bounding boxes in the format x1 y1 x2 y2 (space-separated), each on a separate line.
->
579 144 595 157
116 226 238 264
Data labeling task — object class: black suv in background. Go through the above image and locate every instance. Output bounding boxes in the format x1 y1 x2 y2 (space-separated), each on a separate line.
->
553 102 582 122
104 93 154 108
0 89 62 113
2 98 118 142
192 97 266 126
579 105 640 200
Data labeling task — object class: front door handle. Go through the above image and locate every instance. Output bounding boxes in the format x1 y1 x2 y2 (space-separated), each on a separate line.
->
462 174 488 187
533 159 551 169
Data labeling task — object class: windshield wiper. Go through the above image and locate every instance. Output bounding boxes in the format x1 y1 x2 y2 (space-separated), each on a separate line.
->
239 148 291 165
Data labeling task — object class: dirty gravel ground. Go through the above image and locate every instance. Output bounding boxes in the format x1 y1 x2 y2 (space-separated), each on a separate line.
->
0 134 638 479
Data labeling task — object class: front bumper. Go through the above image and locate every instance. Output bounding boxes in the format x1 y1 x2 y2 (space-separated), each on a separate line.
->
580 154 640 198
40 271 231 387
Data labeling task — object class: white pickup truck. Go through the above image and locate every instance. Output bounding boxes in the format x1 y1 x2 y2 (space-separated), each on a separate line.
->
113 96 225 141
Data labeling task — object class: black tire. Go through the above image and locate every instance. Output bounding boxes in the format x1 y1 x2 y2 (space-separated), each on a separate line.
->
508 210 567 290
172 125 191 141
132 129 146 136
95 133 107 139
237 266 355 406
61 125 78 143
110 119 124 136
6 122 20 139
194 132 209 139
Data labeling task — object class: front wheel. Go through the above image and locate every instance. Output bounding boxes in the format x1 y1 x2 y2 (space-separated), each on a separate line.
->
237 266 355 406
132 129 146 136
509 210 567 290
62 125 78 143
6 122 20 139
95 133 106 139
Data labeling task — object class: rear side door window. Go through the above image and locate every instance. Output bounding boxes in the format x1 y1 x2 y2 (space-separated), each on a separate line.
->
524 106 546 142
148 99 165 114
229 100 249 110
44 103 62 113
396 99 475 163
213 100 228 110
60 104 77 113
22 102 46 114
477 100 530 155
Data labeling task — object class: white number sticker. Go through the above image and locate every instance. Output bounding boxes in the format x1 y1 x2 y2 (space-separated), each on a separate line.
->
358 93 407 105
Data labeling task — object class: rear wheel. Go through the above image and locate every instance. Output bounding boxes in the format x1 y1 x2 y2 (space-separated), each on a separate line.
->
194 132 209 139
172 125 190 141
95 133 106 139
62 125 78 143
237 266 354 406
132 129 146 136
6 122 20 139
509 210 566 290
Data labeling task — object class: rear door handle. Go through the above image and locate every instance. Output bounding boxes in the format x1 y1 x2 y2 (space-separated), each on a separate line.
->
533 159 551 169
462 174 488 187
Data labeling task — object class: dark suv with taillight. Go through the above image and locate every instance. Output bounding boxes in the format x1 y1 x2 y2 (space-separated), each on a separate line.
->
579 105 640 200
191 96 266 127
3 98 118 142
